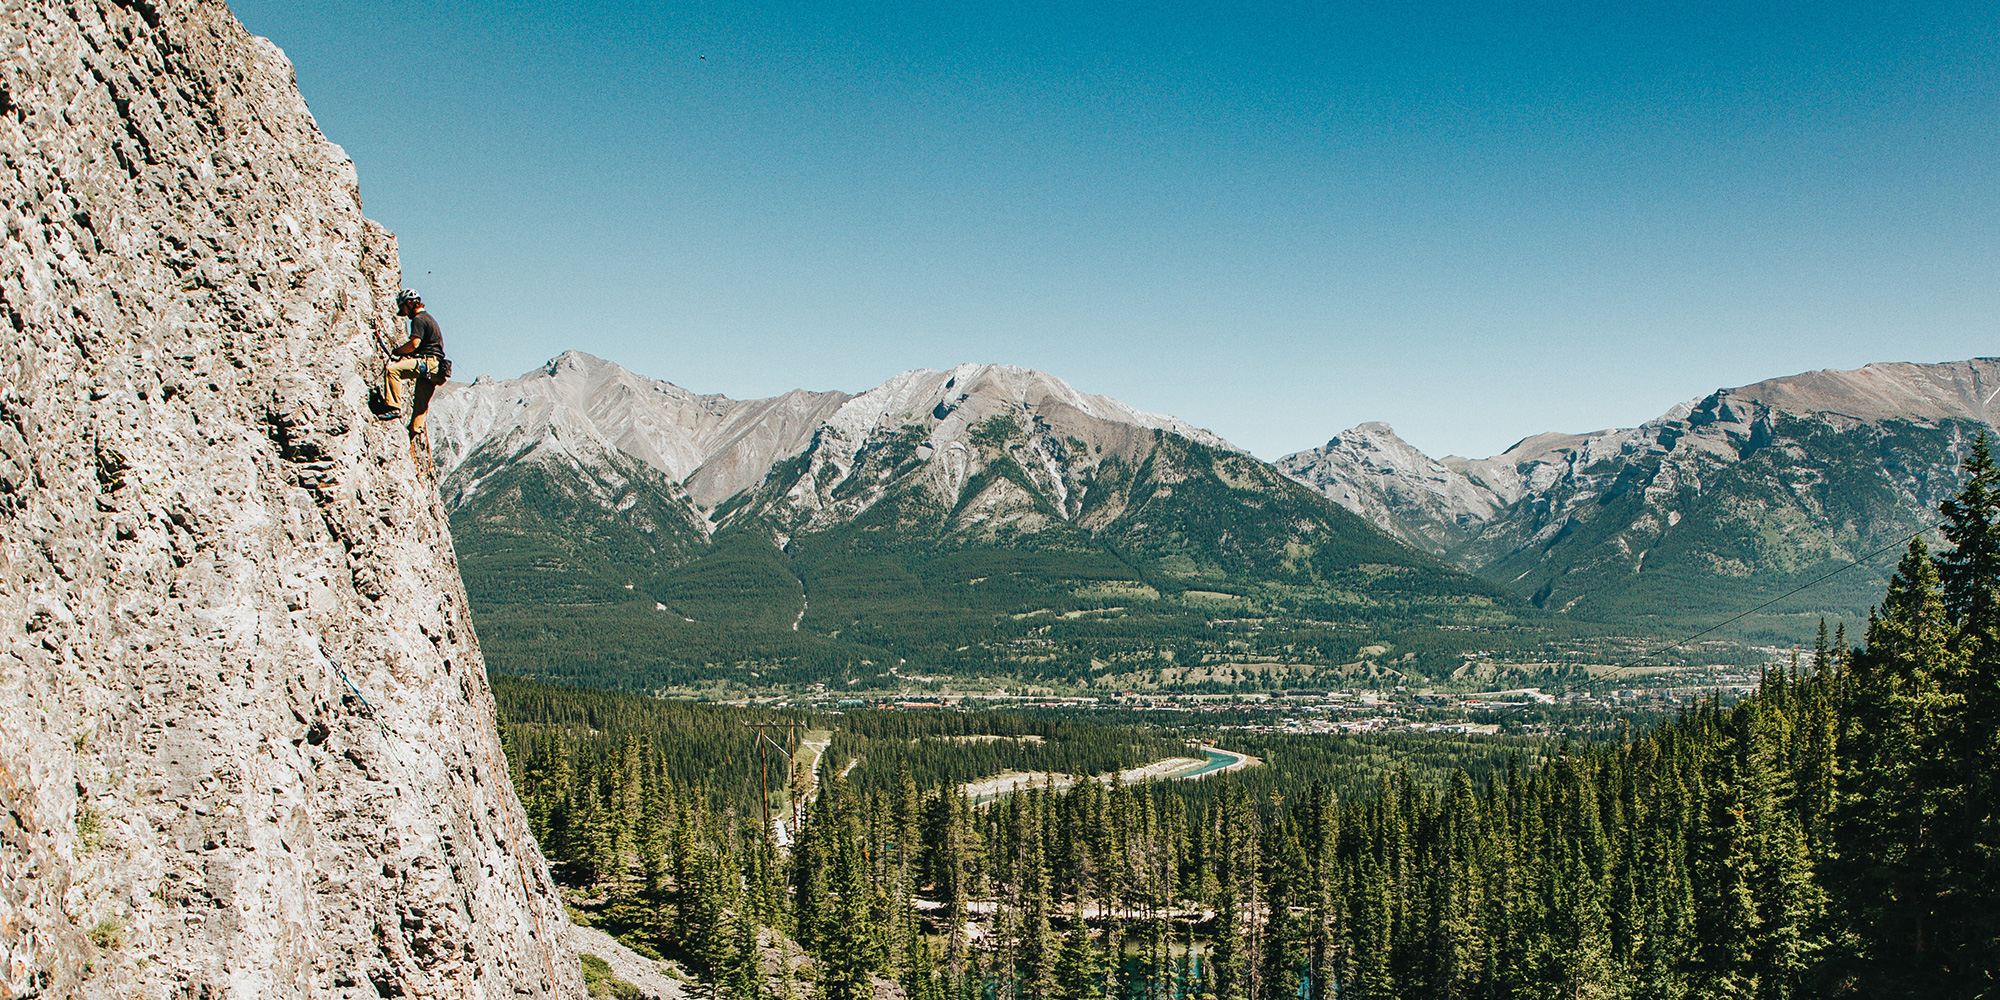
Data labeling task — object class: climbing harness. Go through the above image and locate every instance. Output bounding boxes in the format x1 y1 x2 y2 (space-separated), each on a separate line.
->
416 356 453 385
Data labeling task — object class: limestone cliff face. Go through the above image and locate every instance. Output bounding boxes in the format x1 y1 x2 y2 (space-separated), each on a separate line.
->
0 2 579 997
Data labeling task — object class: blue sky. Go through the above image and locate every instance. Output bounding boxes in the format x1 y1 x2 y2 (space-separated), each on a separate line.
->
233 1 1998 460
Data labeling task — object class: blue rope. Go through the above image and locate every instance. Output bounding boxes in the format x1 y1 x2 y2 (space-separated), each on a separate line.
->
332 659 396 741
334 663 376 714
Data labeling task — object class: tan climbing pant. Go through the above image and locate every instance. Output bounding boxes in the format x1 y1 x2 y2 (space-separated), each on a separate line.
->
381 357 439 432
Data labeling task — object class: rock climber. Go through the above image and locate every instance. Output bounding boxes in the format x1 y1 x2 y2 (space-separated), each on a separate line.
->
373 288 448 433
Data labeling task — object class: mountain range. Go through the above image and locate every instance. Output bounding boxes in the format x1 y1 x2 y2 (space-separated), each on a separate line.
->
428 353 1510 693
1283 359 2000 623
428 353 2000 693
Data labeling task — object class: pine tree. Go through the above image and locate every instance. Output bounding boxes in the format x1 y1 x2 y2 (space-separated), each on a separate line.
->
904 935 950 1000
1427 770 1485 1000
925 790 979 972
1207 790 1257 1000
1548 753 1616 1000
1937 434 2000 638
579 782 620 890
892 763 922 942
820 797 886 1000
1300 784 1340 1000
639 770 672 898
1350 848 1394 1000
726 909 765 1000
1931 434 2000 986
1828 541 1958 997
1795 630 1841 853
790 789 836 952
687 847 739 1000
1019 841 1060 1000
1053 912 1104 1000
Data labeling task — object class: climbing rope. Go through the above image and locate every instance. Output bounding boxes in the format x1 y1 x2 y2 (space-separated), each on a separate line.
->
334 659 396 744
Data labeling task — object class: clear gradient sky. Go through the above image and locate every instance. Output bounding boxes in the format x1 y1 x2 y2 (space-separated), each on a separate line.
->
230 1 1998 460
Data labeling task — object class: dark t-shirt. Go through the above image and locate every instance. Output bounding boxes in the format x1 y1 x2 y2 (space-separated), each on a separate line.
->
408 310 444 358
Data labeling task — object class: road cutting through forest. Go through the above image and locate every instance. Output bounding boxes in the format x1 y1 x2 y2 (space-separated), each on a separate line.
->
960 744 1258 806
782 740 1256 847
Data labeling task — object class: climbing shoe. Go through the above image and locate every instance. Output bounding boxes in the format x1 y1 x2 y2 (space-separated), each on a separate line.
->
367 387 400 420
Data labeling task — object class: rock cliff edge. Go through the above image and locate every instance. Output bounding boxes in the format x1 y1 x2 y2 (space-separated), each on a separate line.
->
1 2 579 996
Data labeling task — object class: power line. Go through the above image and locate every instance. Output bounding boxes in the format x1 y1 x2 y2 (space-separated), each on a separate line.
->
1608 517 1950 672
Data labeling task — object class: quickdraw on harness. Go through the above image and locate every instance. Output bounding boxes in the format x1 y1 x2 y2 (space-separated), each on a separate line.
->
415 355 453 386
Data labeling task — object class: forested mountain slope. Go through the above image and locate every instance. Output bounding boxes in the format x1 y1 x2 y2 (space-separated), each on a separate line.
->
1281 358 2000 634
429 359 1514 693
504 444 2000 999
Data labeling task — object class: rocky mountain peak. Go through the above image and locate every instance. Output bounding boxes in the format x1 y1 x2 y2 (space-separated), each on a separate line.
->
429 354 853 512
544 348 612 375
820 362 1234 458
716 362 1254 541
428 353 1287 578
1276 423 1504 555
2 3 575 994
1729 358 2000 425
536 348 666 395
1278 357 2000 621
426 357 1243 540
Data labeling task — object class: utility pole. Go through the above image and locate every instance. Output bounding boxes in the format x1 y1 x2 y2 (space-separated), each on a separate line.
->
744 722 796 842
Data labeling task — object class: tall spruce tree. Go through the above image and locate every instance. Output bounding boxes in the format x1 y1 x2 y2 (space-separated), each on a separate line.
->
1932 435 2000 986
726 909 764 1000
1829 541 1959 997
820 787 886 1000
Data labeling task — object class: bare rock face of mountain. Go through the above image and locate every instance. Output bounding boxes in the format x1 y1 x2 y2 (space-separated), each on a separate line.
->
1279 359 2000 621
426 357 1237 546
425 353 853 604
430 351 852 512
1727 359 2000 426
1456 362 2000 614
1440 430 1601 506
734 362 1238 541
1 4 577 996
1276 423 1505 556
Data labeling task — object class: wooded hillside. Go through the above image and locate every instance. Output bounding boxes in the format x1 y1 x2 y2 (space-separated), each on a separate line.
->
501 443 2000 999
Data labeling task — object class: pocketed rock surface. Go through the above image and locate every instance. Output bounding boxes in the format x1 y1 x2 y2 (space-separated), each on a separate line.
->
0 2 579 996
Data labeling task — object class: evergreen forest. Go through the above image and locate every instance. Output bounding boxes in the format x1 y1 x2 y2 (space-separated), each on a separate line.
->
498 446 2000 999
